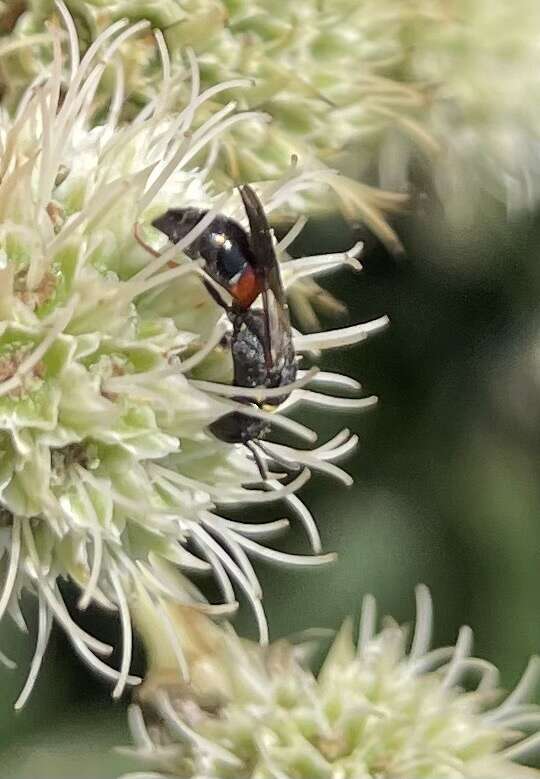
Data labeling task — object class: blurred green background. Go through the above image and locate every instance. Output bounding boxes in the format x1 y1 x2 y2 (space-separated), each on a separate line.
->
1 193 539 776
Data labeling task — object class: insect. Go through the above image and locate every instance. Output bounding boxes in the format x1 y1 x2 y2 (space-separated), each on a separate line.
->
151 186 297 472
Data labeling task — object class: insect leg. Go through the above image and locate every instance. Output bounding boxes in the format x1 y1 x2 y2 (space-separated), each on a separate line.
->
246 440 269 482
202 278 230 311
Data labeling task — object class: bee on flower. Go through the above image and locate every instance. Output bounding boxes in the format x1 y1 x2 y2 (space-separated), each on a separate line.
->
0 2 386 706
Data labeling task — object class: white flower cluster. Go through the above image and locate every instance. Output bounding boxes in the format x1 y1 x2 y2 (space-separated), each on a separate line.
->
0 4 385 706
122 587 540 779
5 0 540 232
1 0 416 168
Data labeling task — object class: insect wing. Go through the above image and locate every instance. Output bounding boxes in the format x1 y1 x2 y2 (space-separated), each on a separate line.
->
239 185 286 305
239 185 291 369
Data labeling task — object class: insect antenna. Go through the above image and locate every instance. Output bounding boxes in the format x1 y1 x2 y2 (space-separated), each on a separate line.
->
133 223 160 257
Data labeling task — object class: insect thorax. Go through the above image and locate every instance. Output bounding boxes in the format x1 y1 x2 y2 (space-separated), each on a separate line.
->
152 209 254 289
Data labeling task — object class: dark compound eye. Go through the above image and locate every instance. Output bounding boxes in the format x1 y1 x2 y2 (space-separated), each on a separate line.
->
208 221 252 283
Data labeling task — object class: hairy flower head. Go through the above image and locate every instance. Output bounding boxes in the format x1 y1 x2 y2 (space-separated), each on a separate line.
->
4 0 540 233
122 586 540 779
0 4 388 707
0 0 414 252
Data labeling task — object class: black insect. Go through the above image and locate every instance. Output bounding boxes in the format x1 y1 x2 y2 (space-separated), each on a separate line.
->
152 186 297 471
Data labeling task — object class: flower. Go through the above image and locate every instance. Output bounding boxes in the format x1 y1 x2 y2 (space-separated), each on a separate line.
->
5 0 540 232
2 0 414 173
121 586 540 779
0 0 412 253
0 3 386 707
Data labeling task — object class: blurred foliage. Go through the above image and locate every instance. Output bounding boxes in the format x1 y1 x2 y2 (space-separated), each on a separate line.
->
0 194 539 775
